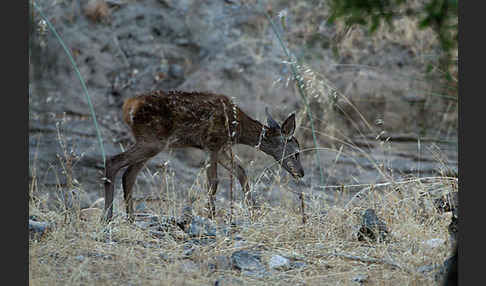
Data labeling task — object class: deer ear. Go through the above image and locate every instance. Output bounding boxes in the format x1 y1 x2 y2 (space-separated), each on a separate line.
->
265 107 280 130
281 112 296 138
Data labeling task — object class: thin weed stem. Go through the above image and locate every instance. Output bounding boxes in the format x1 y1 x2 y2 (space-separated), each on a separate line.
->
263 10 326 188
32 1 106 167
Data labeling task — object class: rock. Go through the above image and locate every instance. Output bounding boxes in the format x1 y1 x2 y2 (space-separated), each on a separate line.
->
234 240 248 249
231 250 267 277
268 255 290 271
29 215 40 221
133 214 188 240
289 261 307 269
29 220 51 239
186 216 217 238
74 255 85 262
169 64 184 78
424 238 446 249
352 274 369 284
417 264 436 274
183 243 196 257
177 205 194 227
135 201 149 212
435 247 457 285
357 209 389 242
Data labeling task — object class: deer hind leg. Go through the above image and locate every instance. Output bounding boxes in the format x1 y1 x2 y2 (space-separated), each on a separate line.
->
122 161 147 222
206 151 219 219
103 143 159 222
217 150 255 207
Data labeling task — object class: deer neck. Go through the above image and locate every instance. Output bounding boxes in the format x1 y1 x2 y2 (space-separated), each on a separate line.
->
236 111 271 152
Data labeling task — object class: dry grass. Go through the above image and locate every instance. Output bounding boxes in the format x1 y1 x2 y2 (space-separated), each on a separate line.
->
29 159 457 285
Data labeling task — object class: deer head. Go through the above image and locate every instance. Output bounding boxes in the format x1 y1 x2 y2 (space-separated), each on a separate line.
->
262 108 304 179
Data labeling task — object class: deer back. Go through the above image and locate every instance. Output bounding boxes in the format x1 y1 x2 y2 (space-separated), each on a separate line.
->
122 91 239 151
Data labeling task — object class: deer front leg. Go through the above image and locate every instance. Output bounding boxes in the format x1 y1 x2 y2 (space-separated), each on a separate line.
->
103 143 159 222
104 152 129 222
217 150 255 207
206 151 219 219
122 161 146 222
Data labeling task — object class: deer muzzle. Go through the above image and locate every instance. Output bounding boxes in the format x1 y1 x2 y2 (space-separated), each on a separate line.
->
285 161 304 179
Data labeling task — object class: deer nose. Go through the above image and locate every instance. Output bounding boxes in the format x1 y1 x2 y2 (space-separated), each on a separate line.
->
286 162 304 179
293 166 304 178
297 168 304 178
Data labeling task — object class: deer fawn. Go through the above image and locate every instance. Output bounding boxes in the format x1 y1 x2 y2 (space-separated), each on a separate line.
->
103 90 304 221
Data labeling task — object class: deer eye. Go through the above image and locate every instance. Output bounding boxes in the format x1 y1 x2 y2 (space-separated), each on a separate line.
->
291 152 299 160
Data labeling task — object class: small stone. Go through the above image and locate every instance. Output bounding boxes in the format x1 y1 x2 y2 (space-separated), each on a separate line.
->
187 216 217 237
232 253 269 277
424 238 445 248
357 209 389 242
231 250 263 272
29 220 51 239
74 255 85 262
289 261 307 269
169 64 184 78
183 243 196 257
417 264 436 274
135 202 149 212
268 255 290 270
352 274 368 284
159 252 170 262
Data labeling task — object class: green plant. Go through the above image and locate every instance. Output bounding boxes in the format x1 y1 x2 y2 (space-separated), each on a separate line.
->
327 0 458 77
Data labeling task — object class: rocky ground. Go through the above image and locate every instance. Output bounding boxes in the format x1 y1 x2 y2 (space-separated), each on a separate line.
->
29 177 458 285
